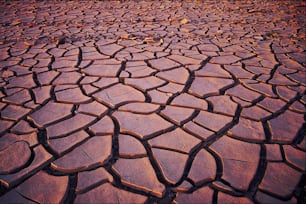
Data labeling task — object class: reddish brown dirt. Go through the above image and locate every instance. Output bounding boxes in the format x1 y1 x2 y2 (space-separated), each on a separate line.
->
0 0 305 203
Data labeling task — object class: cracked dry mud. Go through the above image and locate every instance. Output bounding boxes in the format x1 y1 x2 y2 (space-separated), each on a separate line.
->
0 0 305 203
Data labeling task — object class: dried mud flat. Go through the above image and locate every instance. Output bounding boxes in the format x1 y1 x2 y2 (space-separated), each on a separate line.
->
0 0 305 203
